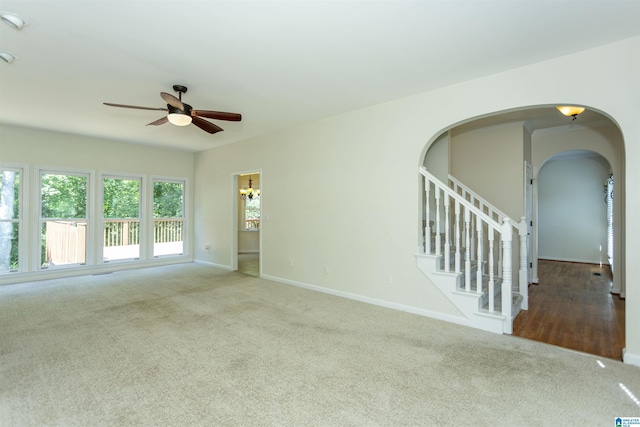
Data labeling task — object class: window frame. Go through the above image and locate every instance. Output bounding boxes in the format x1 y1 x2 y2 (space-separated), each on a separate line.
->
242 196 261 231
36 167 93 271
100 173 145 263
151 177 188 258
0 164 26 274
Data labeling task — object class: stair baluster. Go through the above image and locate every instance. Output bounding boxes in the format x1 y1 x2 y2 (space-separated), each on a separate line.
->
464 207 471 292
488 227 495 312
435 187 441 257
476 215 483 294
444 195 451 272
424 181 431 254
454 200 461 274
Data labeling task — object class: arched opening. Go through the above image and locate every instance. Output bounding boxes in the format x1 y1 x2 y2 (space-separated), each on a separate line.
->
536 150 611 267
521 149 624 359
421 104 625 359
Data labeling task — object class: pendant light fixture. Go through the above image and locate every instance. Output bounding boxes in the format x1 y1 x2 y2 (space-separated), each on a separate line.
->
240 176 260 200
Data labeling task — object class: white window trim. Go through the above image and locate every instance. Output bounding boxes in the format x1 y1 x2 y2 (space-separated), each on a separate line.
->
35 166 94 271
0 163 28 274
99 172 145 264
150 176 189 259
242 196 261 231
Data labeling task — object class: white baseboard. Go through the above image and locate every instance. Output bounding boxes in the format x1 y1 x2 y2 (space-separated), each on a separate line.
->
538 256 610 265
0 257 193 286
260 273 471 328
623 348 640 367
193 259 233 270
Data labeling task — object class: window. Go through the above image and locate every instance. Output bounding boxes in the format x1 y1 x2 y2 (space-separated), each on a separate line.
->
244 197 260 230
103 177 141 261
153 180 184 257
239 174 260 231
605 174 614 269
0 168 189 277
0 168 21 273
40 172 88 268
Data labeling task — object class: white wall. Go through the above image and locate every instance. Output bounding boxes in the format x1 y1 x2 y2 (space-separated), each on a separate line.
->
450 122 526 220
194 36 640 364
423 132 448 182
0 125 194 176
537 154 610 264
238 231 259 253
0 124 195 283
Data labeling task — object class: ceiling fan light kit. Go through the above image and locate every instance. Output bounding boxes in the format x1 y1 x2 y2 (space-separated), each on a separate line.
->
104 84 241 135
168 113 193 126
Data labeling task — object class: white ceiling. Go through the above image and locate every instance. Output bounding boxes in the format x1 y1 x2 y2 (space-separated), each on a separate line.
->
1 1 638 152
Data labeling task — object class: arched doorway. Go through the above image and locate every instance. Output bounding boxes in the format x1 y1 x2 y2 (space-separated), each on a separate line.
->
516 149 624 360
422 105 626 359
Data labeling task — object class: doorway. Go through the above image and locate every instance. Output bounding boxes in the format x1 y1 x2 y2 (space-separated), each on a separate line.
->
514 150 624 359
234 172 261 277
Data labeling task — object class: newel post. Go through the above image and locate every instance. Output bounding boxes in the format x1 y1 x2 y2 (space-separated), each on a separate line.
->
501 218 513 334
518 217 529 310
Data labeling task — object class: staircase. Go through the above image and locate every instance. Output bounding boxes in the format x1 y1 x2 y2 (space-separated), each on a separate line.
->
416 167 528 334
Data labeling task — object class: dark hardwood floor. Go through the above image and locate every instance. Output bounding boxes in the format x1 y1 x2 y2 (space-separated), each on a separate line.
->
513 259 625 361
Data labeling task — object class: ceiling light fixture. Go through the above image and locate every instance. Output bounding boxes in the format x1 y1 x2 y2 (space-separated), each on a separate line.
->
167 112 193 126
0 50 16 64
0 11 27 30
166 104 192 126
556 106 586 121
240 176 260 201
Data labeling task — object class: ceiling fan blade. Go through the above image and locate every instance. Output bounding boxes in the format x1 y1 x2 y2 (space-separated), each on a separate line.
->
160 92 184 110
146 116 169 126
104 102 168 111
192 110 242 122
192 116 224 134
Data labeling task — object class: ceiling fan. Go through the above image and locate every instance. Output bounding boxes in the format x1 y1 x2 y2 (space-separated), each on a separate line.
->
103 85 241 134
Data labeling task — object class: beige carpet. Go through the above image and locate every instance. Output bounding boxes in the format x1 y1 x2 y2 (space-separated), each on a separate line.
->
1 263 639 426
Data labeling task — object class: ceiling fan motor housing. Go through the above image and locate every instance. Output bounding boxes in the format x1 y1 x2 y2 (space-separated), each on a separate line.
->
168 103 192 115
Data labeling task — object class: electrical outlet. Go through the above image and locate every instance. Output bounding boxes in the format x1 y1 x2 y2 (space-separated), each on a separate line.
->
204 245 210 250
385 274 392 285
324 265 329 274
289 259 294 267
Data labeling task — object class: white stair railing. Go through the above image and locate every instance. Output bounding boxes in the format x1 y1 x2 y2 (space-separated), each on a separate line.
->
421 167 515 331
449 174 529 310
